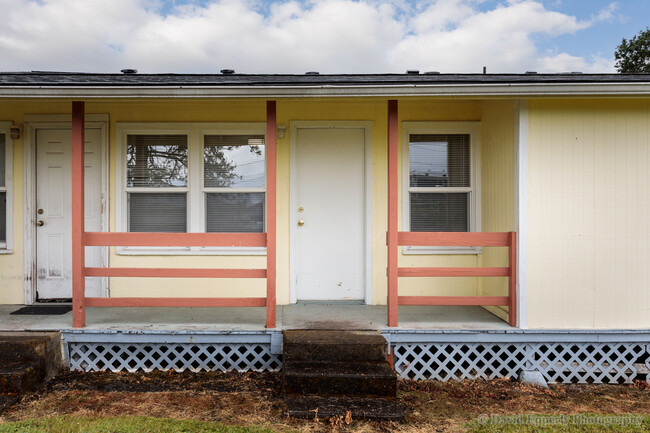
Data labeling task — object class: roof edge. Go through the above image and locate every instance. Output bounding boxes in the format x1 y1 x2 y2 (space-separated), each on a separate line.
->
2 82 650 98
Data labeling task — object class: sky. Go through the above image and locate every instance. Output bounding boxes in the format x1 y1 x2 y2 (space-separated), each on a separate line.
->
0 0 647 74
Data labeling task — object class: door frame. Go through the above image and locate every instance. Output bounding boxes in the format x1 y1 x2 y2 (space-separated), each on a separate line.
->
23 114 110 304
289 121 373 304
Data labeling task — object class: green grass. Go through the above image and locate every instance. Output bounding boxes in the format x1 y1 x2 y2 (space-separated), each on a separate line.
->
466 414 650 432
0 416 277 433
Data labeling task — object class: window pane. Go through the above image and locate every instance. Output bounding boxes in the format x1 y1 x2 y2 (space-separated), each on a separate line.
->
410 192 468 232
0 134 5 188
206 193 264 233
204 135 265 188
129 193 187 232
0 192 5 243
409 134 469 187
127 135 188 187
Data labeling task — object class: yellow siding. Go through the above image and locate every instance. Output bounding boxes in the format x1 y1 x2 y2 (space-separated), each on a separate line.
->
397 101 483 299
0 102 32 303
479 100 515 321
0 99 271 304
105 100 270 301
0 98 514 309
528 99 650 328
0 130 24 304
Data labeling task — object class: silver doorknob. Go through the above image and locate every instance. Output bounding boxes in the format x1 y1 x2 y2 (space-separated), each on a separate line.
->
298 220 305 226
37 220 44 227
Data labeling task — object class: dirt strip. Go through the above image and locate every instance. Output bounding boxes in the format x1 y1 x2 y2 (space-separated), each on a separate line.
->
1 371 649 432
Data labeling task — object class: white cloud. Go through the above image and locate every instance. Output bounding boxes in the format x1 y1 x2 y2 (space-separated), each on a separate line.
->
0 0 617 73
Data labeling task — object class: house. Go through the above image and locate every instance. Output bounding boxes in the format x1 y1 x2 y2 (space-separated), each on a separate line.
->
0 71 649 382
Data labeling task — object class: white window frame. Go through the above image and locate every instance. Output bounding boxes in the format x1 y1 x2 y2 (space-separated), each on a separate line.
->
116 122 267 255
402 121 481 255
0 123 13 253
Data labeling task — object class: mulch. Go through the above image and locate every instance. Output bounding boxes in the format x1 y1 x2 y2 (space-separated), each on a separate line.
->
1 370 649 432
0 395 18 415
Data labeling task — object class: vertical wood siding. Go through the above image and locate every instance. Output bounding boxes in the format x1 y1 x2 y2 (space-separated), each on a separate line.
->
528 99 650 328
480 100 516 321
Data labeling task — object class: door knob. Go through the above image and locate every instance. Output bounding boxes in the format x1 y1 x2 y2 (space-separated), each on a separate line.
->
298 220 305 226
37 220 44 227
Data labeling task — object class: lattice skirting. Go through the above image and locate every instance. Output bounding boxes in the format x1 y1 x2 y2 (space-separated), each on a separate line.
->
63 331 283 373
68 342 281 372
393 342 650 384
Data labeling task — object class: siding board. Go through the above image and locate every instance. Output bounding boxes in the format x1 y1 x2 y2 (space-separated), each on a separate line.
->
529 99 650 328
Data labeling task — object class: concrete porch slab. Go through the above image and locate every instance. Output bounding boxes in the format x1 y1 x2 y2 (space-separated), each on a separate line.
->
0 304 511 332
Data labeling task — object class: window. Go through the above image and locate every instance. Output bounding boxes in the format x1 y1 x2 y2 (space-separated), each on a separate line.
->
402 122 480 254
116 123 266 255
0 126 12 252
126 134 188 232
203 135 265 233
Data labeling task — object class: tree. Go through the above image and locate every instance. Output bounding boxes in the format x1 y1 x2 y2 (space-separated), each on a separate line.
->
615 28 650 73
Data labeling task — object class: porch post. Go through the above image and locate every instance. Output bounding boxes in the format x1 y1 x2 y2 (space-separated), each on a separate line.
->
71 101 86 328
266 101 277 328
387 100 399 327
508 231 517 327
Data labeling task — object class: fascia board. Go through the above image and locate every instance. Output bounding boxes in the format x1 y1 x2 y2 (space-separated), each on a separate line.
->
1 83 650 98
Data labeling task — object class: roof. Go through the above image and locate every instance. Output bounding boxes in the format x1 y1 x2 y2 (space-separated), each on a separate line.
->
1 71 650 98
2 71 650 86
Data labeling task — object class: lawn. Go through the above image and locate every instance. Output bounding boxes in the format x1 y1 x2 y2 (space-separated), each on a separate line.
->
0 371 648 432
0 416 274 433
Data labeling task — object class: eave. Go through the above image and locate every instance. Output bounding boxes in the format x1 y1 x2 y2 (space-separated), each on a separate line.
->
2 82 650 98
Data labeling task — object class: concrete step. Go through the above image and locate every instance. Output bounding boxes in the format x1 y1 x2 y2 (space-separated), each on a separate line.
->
0 394 19 415
0 332 62 385
0 359 43 394
283 330 387 363
284 361 396 396
284 395 404 421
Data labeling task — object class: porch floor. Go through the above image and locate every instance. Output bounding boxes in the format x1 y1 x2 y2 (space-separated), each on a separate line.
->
0 304 511 331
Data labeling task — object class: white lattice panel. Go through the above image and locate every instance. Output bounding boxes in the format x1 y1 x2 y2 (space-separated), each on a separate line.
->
527 343 646 384
68 343 282 373
394 343 530 381
393 342 650 384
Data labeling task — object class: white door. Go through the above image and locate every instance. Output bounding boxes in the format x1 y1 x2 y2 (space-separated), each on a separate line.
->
35 129 103 300
294 128 366 301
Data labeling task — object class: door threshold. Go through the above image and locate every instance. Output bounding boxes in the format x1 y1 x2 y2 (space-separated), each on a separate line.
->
296 300 365 305
36 299 72 304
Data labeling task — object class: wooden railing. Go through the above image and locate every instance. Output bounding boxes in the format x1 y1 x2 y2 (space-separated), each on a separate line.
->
71 101 277 328
386 100 516 328
387 231 517 327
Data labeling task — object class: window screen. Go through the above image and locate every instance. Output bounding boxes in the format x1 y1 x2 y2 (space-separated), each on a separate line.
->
0 134 5 242
410 193 468 232
0 193 5 243
409 134 471 232
0 135 5 188
206 193 264 233
129 193 187 232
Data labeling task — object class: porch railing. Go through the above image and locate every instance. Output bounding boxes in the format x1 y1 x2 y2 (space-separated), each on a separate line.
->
386 99 516 327
71 101 277 328
387 231 517 327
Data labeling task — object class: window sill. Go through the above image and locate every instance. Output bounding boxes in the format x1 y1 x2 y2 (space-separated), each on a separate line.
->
116 246 267 256
0 249 12 255
402 246 482 255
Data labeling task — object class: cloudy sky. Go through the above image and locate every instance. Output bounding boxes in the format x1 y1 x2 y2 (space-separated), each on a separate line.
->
0 0 646 74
